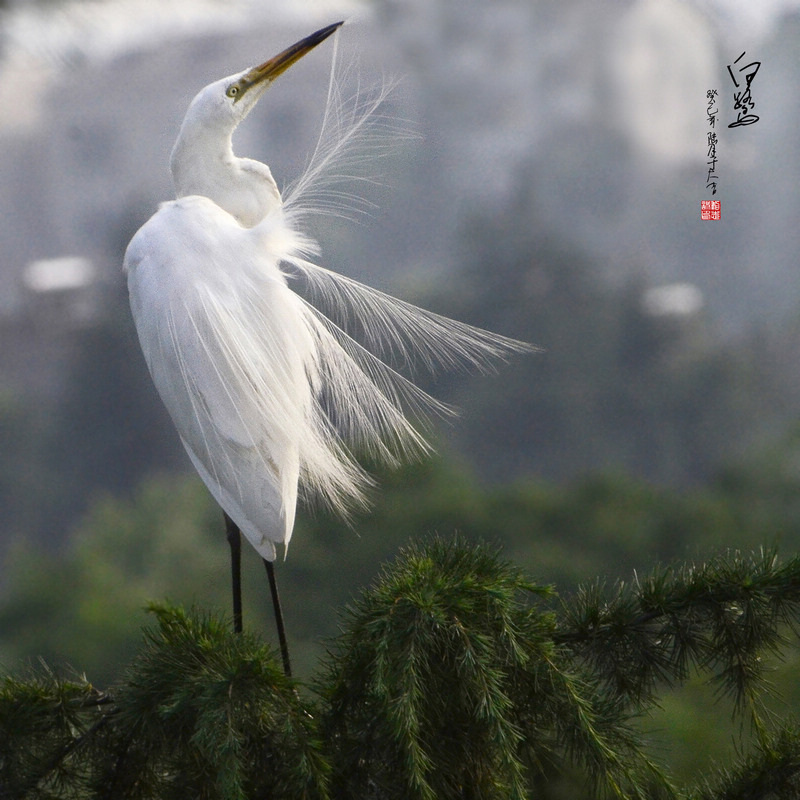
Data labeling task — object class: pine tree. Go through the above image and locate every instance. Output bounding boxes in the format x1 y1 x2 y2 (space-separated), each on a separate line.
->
2 538 800 798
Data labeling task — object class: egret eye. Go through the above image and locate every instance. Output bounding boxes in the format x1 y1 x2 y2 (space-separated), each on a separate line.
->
226 84 240 100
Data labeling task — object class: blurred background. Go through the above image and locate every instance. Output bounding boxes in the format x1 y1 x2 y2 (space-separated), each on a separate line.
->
1 0 800 782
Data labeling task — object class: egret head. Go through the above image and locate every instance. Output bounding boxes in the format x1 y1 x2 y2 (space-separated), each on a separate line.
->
227 21 343 112
179 22 344 138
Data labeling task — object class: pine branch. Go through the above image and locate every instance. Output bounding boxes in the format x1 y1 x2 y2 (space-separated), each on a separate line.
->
99 603 331 799
691 724 800 799
0 607 330 800
3 541 800 799
0 668 110 799
557 548 800 727
321 536 665 799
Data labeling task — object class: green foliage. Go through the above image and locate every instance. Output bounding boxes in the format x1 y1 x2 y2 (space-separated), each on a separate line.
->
322 539 548 799
695 726 800 800
6 452 800 791
563 549 798 703
4 540 800 798
321 538 661 799
101 604 328 799
0 605 327 800
0 668 110 799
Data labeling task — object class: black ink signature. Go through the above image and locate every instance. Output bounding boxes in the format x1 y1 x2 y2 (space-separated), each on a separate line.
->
727 52 760 128
706 131 718 194
706 88 718 128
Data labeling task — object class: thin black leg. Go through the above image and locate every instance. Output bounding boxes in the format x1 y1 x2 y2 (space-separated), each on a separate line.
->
263 559 292 678
224 513 243 634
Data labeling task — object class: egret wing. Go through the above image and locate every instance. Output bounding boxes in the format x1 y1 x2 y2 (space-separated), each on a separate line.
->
125 197 310 558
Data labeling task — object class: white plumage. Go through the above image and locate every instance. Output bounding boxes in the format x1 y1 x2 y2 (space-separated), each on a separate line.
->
125 23 532 561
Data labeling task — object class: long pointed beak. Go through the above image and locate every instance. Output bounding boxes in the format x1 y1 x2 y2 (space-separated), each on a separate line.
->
234 21 343 101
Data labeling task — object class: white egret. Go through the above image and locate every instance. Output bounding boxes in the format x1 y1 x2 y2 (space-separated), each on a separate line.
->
124 22 532 671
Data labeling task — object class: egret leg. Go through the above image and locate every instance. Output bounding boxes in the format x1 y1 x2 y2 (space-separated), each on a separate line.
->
224 513 243 634
263 559 292 678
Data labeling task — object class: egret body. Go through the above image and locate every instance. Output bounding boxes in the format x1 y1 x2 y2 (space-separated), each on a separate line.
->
124 23 532 642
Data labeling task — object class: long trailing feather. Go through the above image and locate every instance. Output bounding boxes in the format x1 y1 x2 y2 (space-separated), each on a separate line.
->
287 255 535 375
282 34 411 223
270 43 536 492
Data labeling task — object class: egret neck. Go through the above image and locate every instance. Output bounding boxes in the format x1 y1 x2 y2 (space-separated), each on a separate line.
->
169 77 282 229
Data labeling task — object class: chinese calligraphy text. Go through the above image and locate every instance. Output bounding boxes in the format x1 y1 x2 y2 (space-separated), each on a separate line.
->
727 52 760 128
